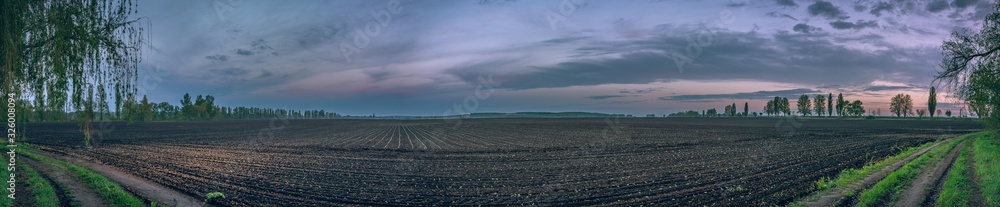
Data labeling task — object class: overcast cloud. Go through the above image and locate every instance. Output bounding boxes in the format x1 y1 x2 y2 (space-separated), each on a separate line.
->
135 0 994 115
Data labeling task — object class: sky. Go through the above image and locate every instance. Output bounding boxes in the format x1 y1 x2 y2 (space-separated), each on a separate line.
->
133 0 996 116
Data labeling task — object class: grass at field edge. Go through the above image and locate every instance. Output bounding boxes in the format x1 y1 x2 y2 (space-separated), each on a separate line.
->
0 143 11 207
19 147 147 207
787 140 939 207
972 131 1000 206
935 136 974 207
854 135 966 207
21 159 59 207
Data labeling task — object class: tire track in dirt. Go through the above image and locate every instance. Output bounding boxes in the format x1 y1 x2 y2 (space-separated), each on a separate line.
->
20 158 75 207
895 139 966 207
958 139 986 206
29 148 203 207
23 153 105 207
803 140 945 206
966 140 986 207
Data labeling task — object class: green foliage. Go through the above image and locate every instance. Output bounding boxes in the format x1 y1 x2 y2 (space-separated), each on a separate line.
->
964 64 1000 129
764 96 793 116
890 94 914 117
20 150 145 207
797 95 812 116
938 2 1000 131
842 100 865 117
973 132 1000 206
810 141 935 192
936 142 973 207
767 99 774 116
23 163 59 207
828 93 833 117
667 110 701 117
781 97 791 115
0 144 12 207
813 176 830 190
743 102 749 117
204 191 226 205
857 137 963 207
814 94 826 117
929 86 938 117
836 93 845 117
65 164 145 207
1 0 149 145
724 104 734 117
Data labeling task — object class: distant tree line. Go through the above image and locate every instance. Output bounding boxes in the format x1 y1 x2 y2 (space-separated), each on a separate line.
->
669 92 872 118
10 93 343 122
664 84 975 119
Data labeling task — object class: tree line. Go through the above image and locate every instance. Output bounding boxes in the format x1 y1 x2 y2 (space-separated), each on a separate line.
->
669 92 869 118
667 85 975 119
888 86 963 118
11 93 343 123
765 93 866 117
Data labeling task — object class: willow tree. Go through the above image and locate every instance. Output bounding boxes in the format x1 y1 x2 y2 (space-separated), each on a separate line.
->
1 0 146 146
938 2 1000 130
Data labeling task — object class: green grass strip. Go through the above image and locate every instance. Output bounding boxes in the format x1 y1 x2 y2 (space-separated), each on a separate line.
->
21 161 58 207
20 150 145 207
63 164 145 207
973 131 1000 206
855 136 965 207
0 143 12 207
935 138 974 207
787 140 940 207
811 141 937 192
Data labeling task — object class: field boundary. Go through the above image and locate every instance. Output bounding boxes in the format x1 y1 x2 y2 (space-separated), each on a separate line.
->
965 138 986 206
798 138 946 206
894 139 966 206
972 131 1000 206
19 118 982 206
22 153 105 207
26 146 203 207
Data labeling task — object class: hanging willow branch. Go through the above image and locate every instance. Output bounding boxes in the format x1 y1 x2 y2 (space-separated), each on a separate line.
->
2 0 147 146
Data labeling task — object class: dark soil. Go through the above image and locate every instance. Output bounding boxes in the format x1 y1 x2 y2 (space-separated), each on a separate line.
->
20 118 981 206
